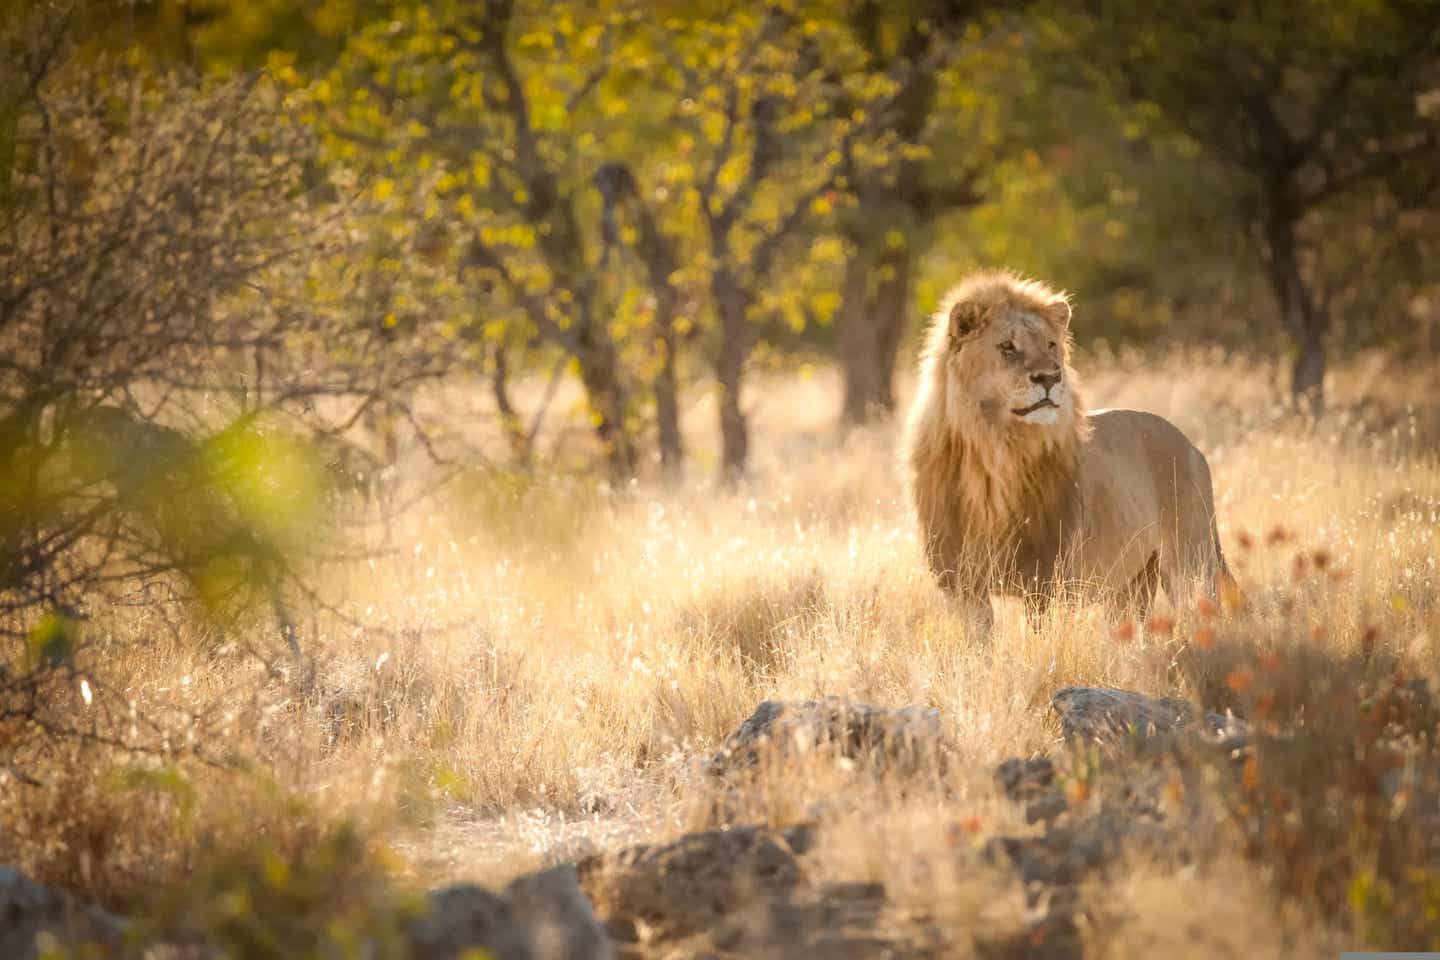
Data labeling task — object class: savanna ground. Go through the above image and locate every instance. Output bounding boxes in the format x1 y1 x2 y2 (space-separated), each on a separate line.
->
10 347 1440 956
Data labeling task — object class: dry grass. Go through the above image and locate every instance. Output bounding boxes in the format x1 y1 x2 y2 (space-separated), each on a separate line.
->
6 347 1440 952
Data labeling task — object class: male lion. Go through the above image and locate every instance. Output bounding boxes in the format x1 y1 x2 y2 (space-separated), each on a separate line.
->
901 270 1233 632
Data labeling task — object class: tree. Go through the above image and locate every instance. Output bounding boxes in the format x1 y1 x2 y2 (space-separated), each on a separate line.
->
650 5 884 477
833 2 986 424
594 161 688 477
1070 0 1440 412
312 0 684 479
0 12 459 662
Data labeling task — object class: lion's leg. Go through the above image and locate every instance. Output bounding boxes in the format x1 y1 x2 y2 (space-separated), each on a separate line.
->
1160 447 1229 609
1160 520 1222 609
1111 551 1159 622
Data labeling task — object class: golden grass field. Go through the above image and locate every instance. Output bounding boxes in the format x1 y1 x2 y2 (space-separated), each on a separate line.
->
7 347 1440 956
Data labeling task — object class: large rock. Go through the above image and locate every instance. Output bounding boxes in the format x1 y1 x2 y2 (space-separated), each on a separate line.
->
411 866 614 960
1051 686 1191 742
576 824 814 945
409 885 535 960
1051 686 1249 750
0 867 123 960
708 698 944 779
575 825 930 957
506 866 614 960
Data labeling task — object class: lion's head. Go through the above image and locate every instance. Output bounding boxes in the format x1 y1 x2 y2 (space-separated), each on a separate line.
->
903 272 1088 571
926 271 1081 440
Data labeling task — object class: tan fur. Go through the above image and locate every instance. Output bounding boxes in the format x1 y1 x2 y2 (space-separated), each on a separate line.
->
902 271 1231 623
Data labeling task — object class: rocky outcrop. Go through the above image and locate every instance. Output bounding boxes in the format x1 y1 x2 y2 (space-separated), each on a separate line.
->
1051 686 1249 750
577 824 814 945
507 866 615 960
410 885 536 960
575 824 935 958
707 698 945 779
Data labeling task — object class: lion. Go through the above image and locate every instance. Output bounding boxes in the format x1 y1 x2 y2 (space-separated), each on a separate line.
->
901 270 1234 632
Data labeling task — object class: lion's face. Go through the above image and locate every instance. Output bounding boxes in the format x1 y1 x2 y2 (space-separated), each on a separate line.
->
943 298 1075 435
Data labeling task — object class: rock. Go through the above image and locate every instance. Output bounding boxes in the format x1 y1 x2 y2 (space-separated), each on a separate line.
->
1051 686 1192 743
1052 685 1253 752
995 757 1068 824
409 885 535 960
506 865 614 960
988 825 1111 892
995 757 1055 802
1197 710 1252 752
976 911 1083 960
574 825 933 956
411 868 615 960
576 824 814 944
0 867 123 960
1024 793 1069 826
708 698 944 779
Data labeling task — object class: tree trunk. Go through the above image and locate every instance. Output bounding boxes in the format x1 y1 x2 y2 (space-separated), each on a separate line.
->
837 252 879 424
871 243 909 415
838 235 911 424
1432 307 1440 356
1292 323 1326 415
1264 210 1328 415
836 13 942 426
714 269 749 480
595 161 687 480
653 304 683 481
490 342 532 469
574 339 636 481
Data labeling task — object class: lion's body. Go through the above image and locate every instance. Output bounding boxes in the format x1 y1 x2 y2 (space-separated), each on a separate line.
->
1066 409 1225 602
902 271 1230 621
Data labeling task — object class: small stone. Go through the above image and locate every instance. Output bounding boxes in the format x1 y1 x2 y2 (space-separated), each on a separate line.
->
1025 792 1069 825
995 757 1056 802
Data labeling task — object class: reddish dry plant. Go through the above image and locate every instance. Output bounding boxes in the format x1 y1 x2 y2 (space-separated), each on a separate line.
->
1361 625 1380 661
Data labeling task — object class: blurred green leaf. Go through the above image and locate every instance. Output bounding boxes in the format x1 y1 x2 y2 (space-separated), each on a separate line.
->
26 613 78 671
109 765 200 825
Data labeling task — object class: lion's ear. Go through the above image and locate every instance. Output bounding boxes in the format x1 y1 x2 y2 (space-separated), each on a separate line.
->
1046 299 1072 331
948 300 988 341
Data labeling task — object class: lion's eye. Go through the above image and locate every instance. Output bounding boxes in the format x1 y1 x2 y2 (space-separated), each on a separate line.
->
998 341 1016 355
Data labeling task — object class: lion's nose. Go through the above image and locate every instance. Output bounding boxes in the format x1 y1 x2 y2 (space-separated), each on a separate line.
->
1030 370 1062 390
